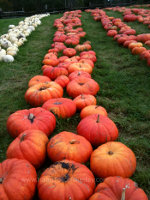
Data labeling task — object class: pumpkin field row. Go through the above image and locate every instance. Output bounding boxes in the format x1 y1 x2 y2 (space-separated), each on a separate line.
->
0 9 149 200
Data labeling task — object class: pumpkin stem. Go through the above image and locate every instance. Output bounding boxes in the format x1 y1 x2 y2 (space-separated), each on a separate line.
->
81 94 85 99
95 105 99 109
78 71 81 75
121 188 126 200
0 178 3 184
20 134 26 142
28 113 35 123
96 114 100 123
108 151 113 155
70 139 80 144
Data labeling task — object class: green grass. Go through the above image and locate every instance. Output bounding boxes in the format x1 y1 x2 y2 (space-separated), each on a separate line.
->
0 11 150 198
0 17 25 36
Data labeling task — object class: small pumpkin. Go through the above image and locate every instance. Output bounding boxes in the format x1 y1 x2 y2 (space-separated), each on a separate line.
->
89 176 148 200
0 158 37 200
77 114 118 146
25 82 63 106
68 62 93 74
54 75 69 88
6 129 48 168
67 77 100 98
47 131 93 163
63 48 76 57
28 75 51 87
42 98 76 118
80 105 107 119
7 107 56 137
43 66 68 80
90 141 136 178
69 71 91 81
73 94 97 110
38 160 95 200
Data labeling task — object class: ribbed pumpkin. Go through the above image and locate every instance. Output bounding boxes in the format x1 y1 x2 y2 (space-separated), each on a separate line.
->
90 141 136 178
68 62 93 74
132 47 146 55
42 98 76 118
25 82 63 106
63 48 77 57
28 75 51 87
7 107 56 137
43 66 68 80
6 129 48 168
47 131 93 163
0 158 37 200
69 71 91 81
38 160 95 200
79 58 94 68
67 77 100 98
80 105 107 119
42 58 59 66
54 75 69 88
77 114 118 146
73 94 97 110
89 176 148 200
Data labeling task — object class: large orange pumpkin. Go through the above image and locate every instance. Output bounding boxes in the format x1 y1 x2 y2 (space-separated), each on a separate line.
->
0 158 37 200
80 105 107 118
6 129 48 168
47 131 93 163
90 141 136 178
73 94 97 110
63 48 77 57
77 114 118 146
7 107 56 137
25 82 63 106
67 77 100 98
28 75 51 87
38 160 95 200
42 98 76 118
89 176 148 200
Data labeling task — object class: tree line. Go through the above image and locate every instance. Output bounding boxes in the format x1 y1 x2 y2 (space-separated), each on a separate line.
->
0 0 150 12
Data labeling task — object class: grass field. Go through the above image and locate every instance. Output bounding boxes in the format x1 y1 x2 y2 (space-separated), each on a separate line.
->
0 11 150 198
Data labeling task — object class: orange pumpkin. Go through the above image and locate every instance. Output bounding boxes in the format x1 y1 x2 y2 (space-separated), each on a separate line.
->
77 114 118 146
42 98 76 118
90 141 136 178
54 75 69 88
47 131 93 163
128 42 143 49
69 71 91 81
28 75 51 87
67 77 100 98
79 58 94 68
80 105 107 118
73 94 97 110
63 48 77 57
6 129 48 168
38 160 95 200
89 176 148 200
25 82 63 106
68 62 93 74
43 66 68 80
0 159 37 200
132 47 146 55
7 107 56 137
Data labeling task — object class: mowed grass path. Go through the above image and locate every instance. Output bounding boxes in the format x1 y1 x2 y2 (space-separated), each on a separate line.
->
81 12 150 196
0 11 150 197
